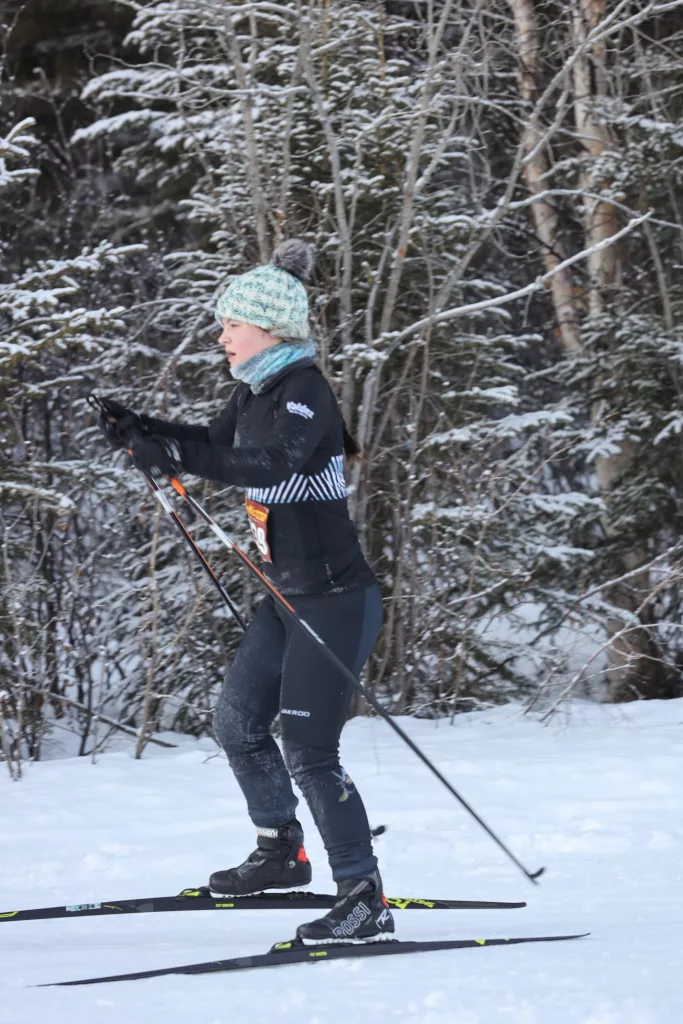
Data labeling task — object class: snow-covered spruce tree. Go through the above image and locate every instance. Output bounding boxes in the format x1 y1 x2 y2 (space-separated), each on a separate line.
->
0 114 153 763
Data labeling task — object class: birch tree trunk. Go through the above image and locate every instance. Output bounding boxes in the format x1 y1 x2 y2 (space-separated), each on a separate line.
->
506 0 581 354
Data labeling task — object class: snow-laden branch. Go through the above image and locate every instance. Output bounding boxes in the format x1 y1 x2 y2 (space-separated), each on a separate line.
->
115 0 298 19
558 540 683 622
503 188 683 234
540 557 683 720
0 118 40 191
0 118 38 158
2 681 178 750
380 210 652 350
0 482 76 512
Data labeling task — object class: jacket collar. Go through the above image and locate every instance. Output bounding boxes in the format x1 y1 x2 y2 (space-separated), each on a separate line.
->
251 357 317 394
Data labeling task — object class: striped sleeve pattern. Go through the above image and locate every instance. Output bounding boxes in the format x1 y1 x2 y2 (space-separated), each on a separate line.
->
247 454 346 504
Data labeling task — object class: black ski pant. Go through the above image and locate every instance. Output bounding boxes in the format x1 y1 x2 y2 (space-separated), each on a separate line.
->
213 583 383 882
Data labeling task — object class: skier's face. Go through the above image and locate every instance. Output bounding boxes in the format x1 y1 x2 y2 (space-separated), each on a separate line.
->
219 319 280 368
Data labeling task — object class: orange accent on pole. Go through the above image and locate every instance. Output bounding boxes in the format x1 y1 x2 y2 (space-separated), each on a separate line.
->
230 545 296 614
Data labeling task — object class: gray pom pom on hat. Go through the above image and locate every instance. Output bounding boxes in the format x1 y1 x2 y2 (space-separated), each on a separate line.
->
271 239 315 282
215 239 315 342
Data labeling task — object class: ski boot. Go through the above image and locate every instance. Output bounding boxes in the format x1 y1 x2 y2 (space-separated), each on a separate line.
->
295 869 394 944
209 820 311 895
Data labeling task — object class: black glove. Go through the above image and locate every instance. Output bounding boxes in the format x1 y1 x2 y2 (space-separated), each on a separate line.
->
96 396 148 451
129 432 182 477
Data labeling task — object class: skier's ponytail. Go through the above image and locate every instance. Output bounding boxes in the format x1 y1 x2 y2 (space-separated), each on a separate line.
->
312 364 365 464
341 418 364 463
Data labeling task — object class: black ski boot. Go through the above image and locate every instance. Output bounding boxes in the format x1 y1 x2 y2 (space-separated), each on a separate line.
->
209 820 311 895
295 869 394 944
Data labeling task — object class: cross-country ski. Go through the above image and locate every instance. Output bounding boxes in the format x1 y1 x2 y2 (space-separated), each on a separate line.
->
0 888 525 925
42 932 590 988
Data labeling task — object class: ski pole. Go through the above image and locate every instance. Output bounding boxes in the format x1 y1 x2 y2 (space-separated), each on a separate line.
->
140 472 247 632
88 394 246 631
155 473 545 887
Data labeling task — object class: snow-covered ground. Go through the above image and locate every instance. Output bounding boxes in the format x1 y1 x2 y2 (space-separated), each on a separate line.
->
2 699 682 1024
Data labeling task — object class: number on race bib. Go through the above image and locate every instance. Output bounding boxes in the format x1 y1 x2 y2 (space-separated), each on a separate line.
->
244 497 272 562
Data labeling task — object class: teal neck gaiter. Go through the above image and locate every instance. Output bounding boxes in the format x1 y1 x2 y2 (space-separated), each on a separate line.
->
230 340 317 394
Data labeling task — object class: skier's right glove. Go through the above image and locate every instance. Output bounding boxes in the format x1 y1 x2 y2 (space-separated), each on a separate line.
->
96 396 149 451
129 432 182 478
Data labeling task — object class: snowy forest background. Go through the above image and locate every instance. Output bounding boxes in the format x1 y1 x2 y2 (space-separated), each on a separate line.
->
2 0 683 771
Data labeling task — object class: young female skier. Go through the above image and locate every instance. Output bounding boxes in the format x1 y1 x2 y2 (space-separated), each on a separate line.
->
97 240 394 944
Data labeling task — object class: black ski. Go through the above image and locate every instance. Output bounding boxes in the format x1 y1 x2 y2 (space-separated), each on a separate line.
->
41 932 590 987
0 886 526 924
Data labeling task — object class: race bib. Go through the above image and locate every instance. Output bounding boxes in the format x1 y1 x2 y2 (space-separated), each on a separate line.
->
244 497 272 562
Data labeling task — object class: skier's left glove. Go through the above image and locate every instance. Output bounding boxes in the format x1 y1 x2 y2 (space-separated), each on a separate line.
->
129 433 182 477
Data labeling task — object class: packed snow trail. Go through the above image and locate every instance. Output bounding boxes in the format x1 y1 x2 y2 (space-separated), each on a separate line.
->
1 699 682 1023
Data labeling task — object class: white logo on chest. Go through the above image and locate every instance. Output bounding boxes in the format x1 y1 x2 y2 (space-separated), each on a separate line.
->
286 401 314 419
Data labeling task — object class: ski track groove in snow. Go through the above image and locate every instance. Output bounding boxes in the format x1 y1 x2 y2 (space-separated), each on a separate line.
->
1 699 682 1023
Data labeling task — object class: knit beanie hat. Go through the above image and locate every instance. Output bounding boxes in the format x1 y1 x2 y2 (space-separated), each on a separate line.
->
215 239 315 341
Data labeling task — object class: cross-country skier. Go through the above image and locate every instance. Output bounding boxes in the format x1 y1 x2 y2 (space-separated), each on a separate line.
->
96 240 394 944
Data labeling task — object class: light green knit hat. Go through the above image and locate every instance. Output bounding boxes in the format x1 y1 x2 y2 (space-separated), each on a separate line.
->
215 239 315 341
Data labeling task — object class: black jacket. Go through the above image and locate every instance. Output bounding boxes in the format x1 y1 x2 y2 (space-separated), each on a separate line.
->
150 362 376 595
